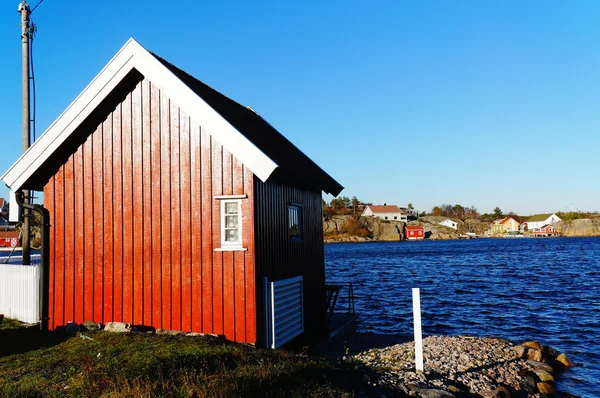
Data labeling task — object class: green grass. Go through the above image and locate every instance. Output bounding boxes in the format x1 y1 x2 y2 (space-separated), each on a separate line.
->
0 321 396 397
0 317 26 330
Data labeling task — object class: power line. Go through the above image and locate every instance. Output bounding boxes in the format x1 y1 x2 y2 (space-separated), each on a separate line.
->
30 0 44 14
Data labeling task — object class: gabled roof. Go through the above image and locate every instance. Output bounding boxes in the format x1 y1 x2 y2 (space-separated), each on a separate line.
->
527 213 557 222
493 217 516 225
405 225 424 230
367 205 402 213
1 38 343 196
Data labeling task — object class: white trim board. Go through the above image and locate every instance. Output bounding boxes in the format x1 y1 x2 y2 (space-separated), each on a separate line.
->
1 38 278 192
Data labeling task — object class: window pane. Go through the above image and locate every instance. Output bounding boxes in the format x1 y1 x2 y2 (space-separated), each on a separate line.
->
225 229 239 242
225 202 238 214
288 205 302 240
226 215 238 228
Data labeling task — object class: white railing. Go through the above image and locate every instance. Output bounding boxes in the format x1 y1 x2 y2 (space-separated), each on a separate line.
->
0 262 41 323
265 275 304 349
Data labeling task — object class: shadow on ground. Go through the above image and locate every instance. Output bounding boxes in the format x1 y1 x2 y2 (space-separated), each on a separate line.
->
0 326 70 357
310 331 412 358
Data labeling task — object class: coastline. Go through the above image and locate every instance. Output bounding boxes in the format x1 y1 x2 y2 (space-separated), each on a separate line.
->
320 333 575 397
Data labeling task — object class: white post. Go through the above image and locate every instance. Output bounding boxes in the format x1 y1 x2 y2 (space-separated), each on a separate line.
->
412 288 424 372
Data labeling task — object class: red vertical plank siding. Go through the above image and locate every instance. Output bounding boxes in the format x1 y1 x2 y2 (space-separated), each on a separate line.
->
74 149 84 323
190 124 202 332
103 116 114 323
170 104 182 331
221 150 234 340
83 139 95 322
243 167 256 342
63 157 75 323
180 112 192 332
150 83 162 329
112 104 123 322
53 164 65 327
142 79 153 326
92 124 104 323
233 159 246 341
201 130 213 333
121 92 134 324
132 83 144 325
42 80 258 343
160 94 172 330
211 141 223 335
44 177 55 329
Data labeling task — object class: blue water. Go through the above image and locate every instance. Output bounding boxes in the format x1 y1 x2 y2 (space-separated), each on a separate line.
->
325 237 600 397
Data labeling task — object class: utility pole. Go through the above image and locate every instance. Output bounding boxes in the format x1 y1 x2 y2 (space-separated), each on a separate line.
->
18 1 31 265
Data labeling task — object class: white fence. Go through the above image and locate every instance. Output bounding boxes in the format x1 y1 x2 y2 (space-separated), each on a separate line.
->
265 275 304 349
0 262 41 323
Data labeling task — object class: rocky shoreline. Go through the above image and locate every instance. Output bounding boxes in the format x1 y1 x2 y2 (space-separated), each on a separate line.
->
347 335 574 397
323 215 600 243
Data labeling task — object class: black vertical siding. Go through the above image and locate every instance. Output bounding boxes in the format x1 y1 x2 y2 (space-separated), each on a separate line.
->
253 179 326 344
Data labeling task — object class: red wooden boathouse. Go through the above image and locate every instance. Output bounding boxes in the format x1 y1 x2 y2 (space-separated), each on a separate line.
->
1 39 343 346
405 225 425 240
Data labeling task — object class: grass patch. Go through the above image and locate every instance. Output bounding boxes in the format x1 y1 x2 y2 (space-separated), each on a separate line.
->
0 326 395 397
0 317 26 330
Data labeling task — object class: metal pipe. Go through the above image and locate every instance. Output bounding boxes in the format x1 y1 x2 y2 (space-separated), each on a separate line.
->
15 190 49 331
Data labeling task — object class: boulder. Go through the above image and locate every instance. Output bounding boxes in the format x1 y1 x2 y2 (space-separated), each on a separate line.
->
81 320 101 331
522 341 541 350
414 388 454 398
496 386 511 398
556 353 574 368
526 348 543 362
104 322 131 333
537 382 555 394
65 322 80 333
479 389 501 398
526 360 553 372
533 369 554 382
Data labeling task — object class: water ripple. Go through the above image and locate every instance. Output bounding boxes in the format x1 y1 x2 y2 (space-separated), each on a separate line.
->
325 237 600 396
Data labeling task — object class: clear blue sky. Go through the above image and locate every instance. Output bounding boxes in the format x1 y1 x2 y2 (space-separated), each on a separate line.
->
1 1 599 215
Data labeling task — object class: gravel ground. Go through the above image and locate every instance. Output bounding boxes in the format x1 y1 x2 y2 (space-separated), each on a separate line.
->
331 334 573 397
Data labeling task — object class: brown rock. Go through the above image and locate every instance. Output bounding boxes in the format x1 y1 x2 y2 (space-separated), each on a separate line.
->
104 322 131 333
523 341 542 350
537 382 555 394
479 389 501 398
496 386 511 398
527 360 553 372
514 345 526 358
533 369 554 382
526 348 543 362
557 353 574 368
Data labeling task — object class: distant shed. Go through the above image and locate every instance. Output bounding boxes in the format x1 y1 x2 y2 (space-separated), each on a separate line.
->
405 225 425 240
1 39 343 346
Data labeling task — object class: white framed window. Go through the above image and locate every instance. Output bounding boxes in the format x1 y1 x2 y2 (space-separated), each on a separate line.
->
288 203 303 242
220 199 242 248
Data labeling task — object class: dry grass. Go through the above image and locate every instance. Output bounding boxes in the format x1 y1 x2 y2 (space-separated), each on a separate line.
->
0 320 395 397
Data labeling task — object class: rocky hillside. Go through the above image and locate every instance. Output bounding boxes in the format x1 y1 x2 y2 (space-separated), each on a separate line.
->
324 215 404 242
554 218 600 237
323 215 491 242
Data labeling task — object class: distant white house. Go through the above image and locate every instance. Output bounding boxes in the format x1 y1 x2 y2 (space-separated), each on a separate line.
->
526 213 561 230
362 204 407 222
439 219 458 229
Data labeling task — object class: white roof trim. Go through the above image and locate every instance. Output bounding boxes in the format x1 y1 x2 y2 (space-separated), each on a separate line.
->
2 38 278 191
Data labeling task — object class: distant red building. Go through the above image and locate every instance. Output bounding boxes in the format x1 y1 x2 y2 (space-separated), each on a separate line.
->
532 224 556 237
405 225 425 240
0 231 20 248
